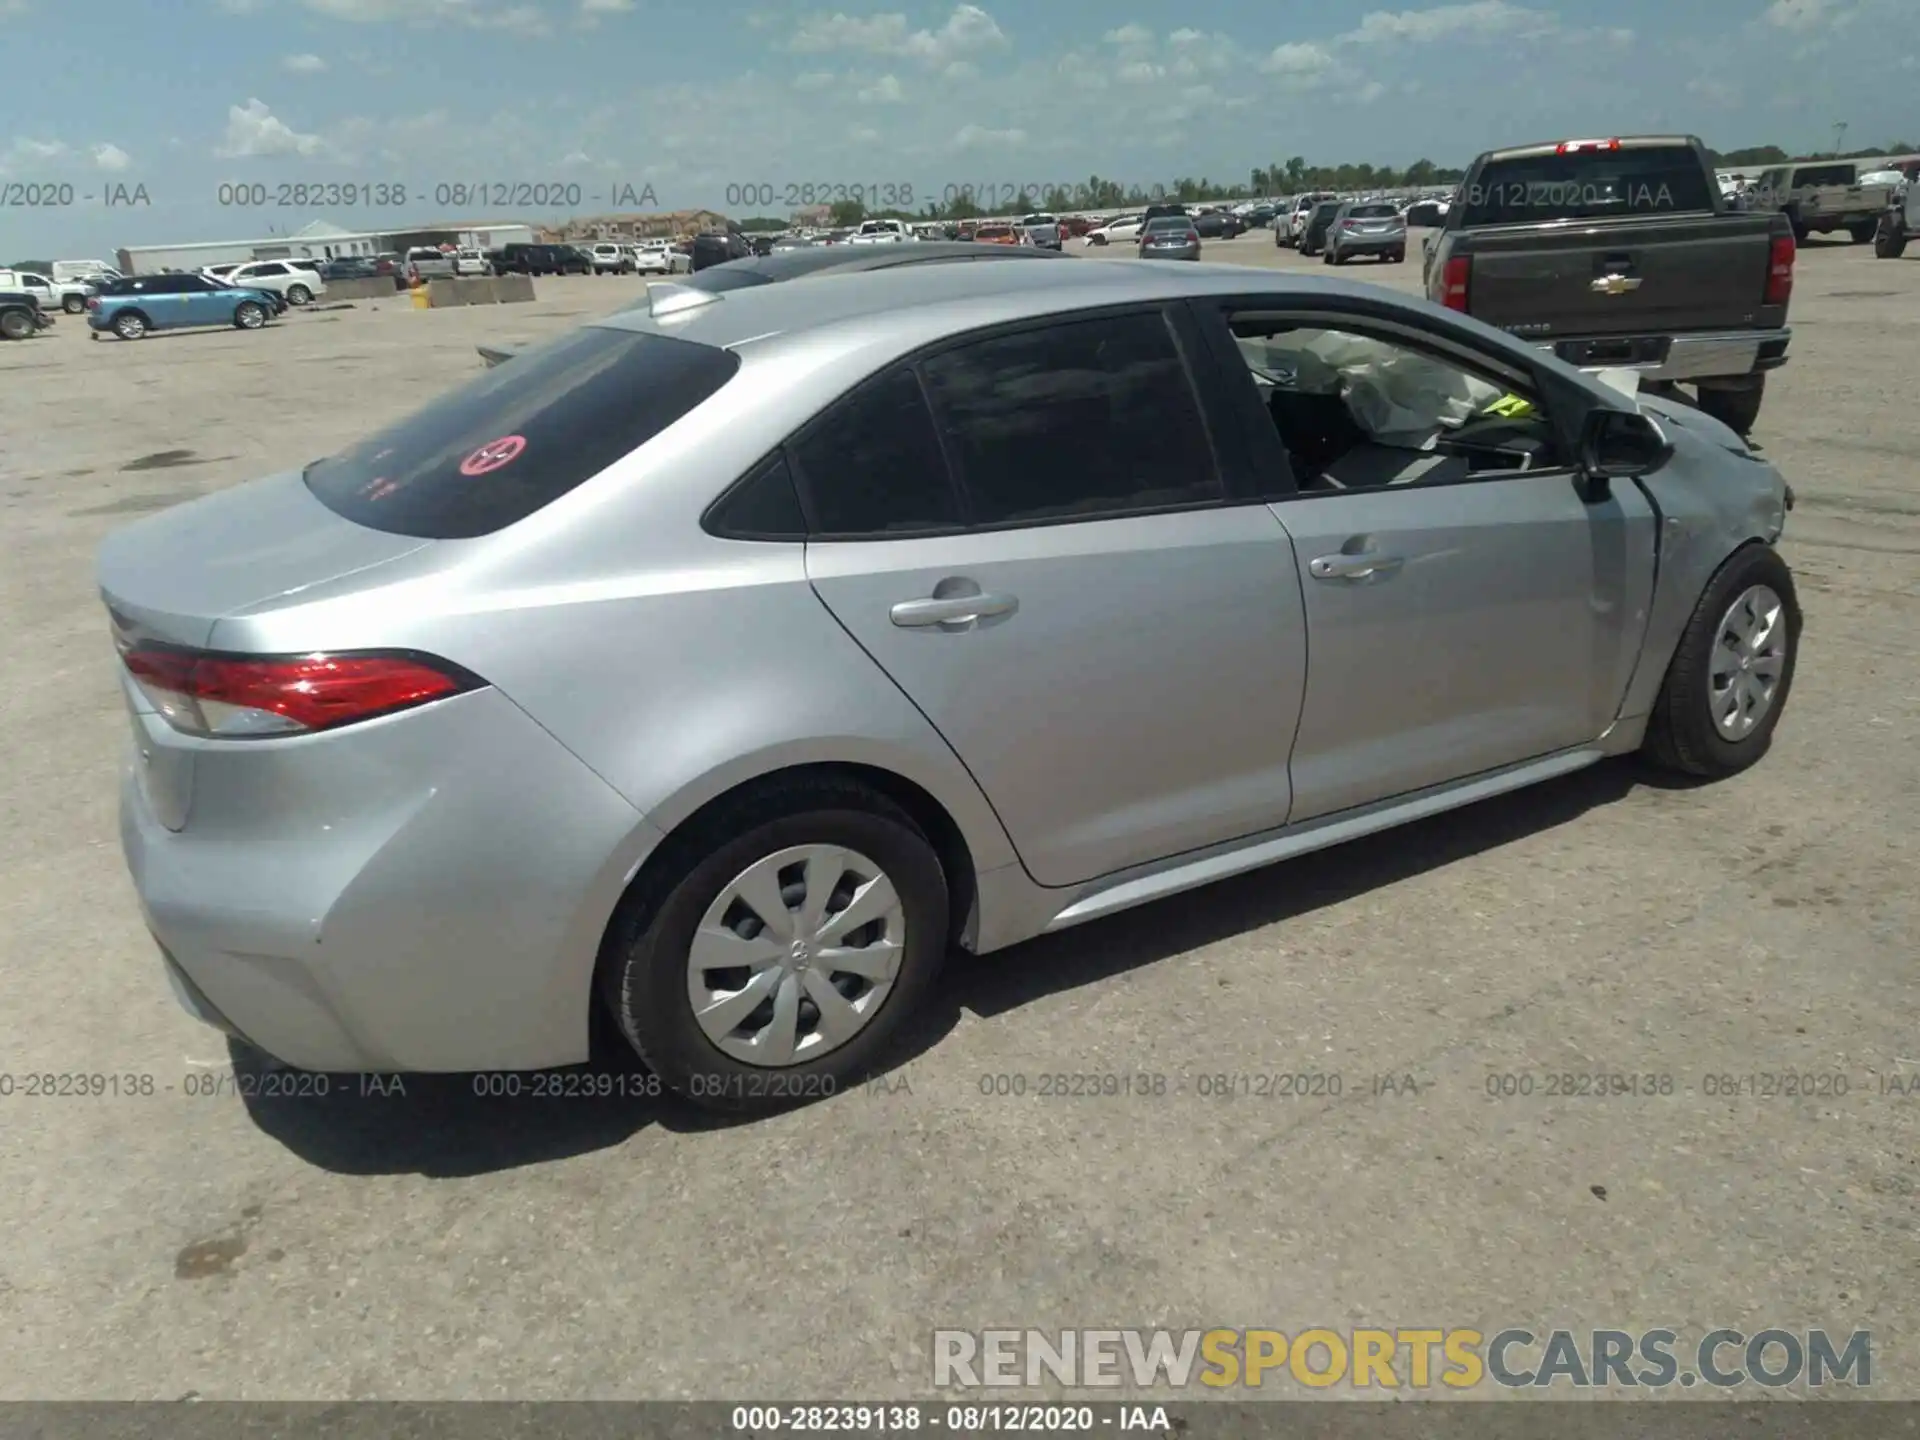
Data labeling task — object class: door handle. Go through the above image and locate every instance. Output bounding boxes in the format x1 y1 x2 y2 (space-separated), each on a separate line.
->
1308 551 1402 581
889 592 1018 627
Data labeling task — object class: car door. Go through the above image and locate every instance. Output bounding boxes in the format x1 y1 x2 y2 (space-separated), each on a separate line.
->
18 273 56 310
801 306 1310 888
1187 297 1657 823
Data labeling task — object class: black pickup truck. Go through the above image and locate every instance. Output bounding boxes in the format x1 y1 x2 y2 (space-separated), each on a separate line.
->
1422 135 1794 433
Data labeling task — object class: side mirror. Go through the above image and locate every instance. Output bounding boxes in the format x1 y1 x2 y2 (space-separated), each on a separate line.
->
1578 407 1671 500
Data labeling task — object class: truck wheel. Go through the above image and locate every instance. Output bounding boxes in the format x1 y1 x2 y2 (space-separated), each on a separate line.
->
1696 376 1765 436
62 294 85 314
1642 544 1799 780
1875 220 1909 259
0 309 33 340
1785 209 1809 244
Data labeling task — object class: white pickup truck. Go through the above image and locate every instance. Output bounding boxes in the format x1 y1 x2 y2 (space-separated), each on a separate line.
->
848 218 911 245
1749 160 1895 243
0 268 95 313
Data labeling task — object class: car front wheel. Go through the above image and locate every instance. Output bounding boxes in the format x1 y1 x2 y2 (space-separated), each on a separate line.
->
600 777 949 1113
233 301 267 329
1643 544 1799 779
286 284 312 305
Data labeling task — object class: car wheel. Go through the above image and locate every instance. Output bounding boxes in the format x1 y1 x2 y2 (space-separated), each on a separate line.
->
1642 544 1799 780
286 284 312 305
599 777 948 1114
1389 249 1406 263
1874 219 1908 258
0 309 33 340
233 301 267 329
62 294 85 314
111 311 147 340
1322 248 1336 264
1695 375 1765 435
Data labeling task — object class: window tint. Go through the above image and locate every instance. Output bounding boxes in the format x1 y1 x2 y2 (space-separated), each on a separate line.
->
919 310 1219 526
706 451 807 540
1461 146 1714 225
790 366 960 536
1791 164 1855 187
163 274 208 292
1349 203 1398 218
1223 318 1563 492
304 325 742 539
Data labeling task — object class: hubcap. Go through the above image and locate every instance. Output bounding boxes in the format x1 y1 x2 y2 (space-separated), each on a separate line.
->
686 844 906 1067
1709 583 1787 740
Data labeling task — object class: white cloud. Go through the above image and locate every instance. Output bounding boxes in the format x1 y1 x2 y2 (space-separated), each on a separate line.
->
1357 79 1387 102
943 59 977 77
215 98 325 158
791 4 1006 65
282 51 327 70
1118 60 1162 81
857 73 905 101
951 122 1026 149
793 70 837 89
302 0 550 32
1342 1 1556 44
216 0 263 11
1259 40 1334 74
1103 23 1153 47
91 142 133 171
580 0 633 10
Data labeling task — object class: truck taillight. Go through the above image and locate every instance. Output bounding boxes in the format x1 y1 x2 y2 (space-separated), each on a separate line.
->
1764 233 1795 306
1440 255 1470 310
1556 138 1621 153
121 644 482 738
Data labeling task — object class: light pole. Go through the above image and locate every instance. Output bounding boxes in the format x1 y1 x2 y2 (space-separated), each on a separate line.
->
1832 121 1848 157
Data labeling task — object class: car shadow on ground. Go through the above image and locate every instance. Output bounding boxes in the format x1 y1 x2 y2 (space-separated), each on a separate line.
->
240 755 1692 1177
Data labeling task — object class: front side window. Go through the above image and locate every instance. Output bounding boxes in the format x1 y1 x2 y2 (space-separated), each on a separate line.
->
304 325 741 539
918 310 1220 526
789 366 960 536
1222 315 1563 492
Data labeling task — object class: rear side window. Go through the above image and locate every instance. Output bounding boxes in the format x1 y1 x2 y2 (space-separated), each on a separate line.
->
303 325 741 539
790 366 960 536
1460 146 1714 225
919 310 1220 527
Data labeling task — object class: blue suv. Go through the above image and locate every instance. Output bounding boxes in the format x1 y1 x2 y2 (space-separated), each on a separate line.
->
87 271 280 340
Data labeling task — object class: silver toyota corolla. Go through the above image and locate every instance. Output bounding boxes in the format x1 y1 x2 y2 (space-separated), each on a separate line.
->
101 263 1800 1113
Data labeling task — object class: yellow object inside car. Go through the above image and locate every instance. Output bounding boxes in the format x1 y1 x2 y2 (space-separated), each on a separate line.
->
1480 393 1536 419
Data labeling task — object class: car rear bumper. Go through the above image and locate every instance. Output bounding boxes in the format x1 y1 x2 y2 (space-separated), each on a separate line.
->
119 686 654 1073
1538 328 1792 381
1336 234 1405 252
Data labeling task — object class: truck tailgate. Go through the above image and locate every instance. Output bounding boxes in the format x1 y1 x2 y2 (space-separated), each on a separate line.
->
1464 214 1775 337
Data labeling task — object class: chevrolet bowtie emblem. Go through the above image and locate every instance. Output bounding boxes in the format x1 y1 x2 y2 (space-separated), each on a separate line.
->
1591 272 1642 294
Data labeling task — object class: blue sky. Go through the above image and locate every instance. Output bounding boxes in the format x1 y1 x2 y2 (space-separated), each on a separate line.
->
2 0 1915 256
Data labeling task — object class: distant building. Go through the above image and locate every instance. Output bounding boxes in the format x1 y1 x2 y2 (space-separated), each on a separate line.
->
544 210 730 242
115 217 536 275
791 204 833 228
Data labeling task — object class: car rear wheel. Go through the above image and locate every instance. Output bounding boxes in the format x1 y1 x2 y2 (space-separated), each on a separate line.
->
1875 217 1909 258
0 309 33 340
62 294 85 313
233 301 266 329
600 777 949 1113
111 311 147 340
286 283 312 305
1643 544 1799 779
1695 375 1765 435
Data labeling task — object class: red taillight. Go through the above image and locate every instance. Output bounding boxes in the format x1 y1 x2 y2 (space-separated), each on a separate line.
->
1187 230 1200 244
1555 138 1620 153
1440 254 1470 311
85 297 100 311
122 645 478 738
1764 232 1795 306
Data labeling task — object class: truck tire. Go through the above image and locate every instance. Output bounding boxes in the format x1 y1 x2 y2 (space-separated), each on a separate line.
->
1785 208 1809 244
1848 220 1879 244
1875 217 1909 258
62 294 85 314
1696 376 1765 436
0 308 34 340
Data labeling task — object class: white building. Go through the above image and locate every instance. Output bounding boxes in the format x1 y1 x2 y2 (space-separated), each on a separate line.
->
117 218 537 274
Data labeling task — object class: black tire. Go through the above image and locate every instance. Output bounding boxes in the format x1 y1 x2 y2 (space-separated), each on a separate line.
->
1642 544 1799 779
599 777 950 1114
285 283 312 305
233 301 266 329
1848 220 1878 244
62 294 85 314
1875 219 1908 258
1696 375 1765 435
1322 248 1335 264
0 308 33 340
1388 249 1405 263
111 310 147 340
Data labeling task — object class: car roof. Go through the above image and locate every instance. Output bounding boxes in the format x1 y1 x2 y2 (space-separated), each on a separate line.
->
593 258 1409 355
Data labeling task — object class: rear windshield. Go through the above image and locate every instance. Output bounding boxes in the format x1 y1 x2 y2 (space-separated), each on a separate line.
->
1348 203 1398 219
1459 145 1715 225
303 326 741 539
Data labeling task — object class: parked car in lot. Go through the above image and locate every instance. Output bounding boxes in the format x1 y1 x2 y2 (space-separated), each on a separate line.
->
1423 134 1796 434
1323 201 1407 264
0 267 94 313
453 249 493 277
555 245 596 275
1296 200 1343 256
86 271 279 339
319 258 377 282
1281 191 1338 246
1084 214 1144 245
52 259 120 284
1138 215 1201 260
1748 159 1894 243
101 259 1802 1112
1018 213 1064 249
589 244 635 274
972 222 1021 245
691 231 752 271
1191 209 1244 239
223 259 326 305
405 247 456 282
0 287 53 339
1874 181 1918 257
489 243 562 276
631 242 675 275
1404 199 1447 228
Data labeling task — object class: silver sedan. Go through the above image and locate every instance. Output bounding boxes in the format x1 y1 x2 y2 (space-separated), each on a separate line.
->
100 261 1801 1112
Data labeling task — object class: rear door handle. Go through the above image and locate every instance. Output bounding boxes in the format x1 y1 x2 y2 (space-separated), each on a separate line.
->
1309 551 1402 581
889 592 1018 627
